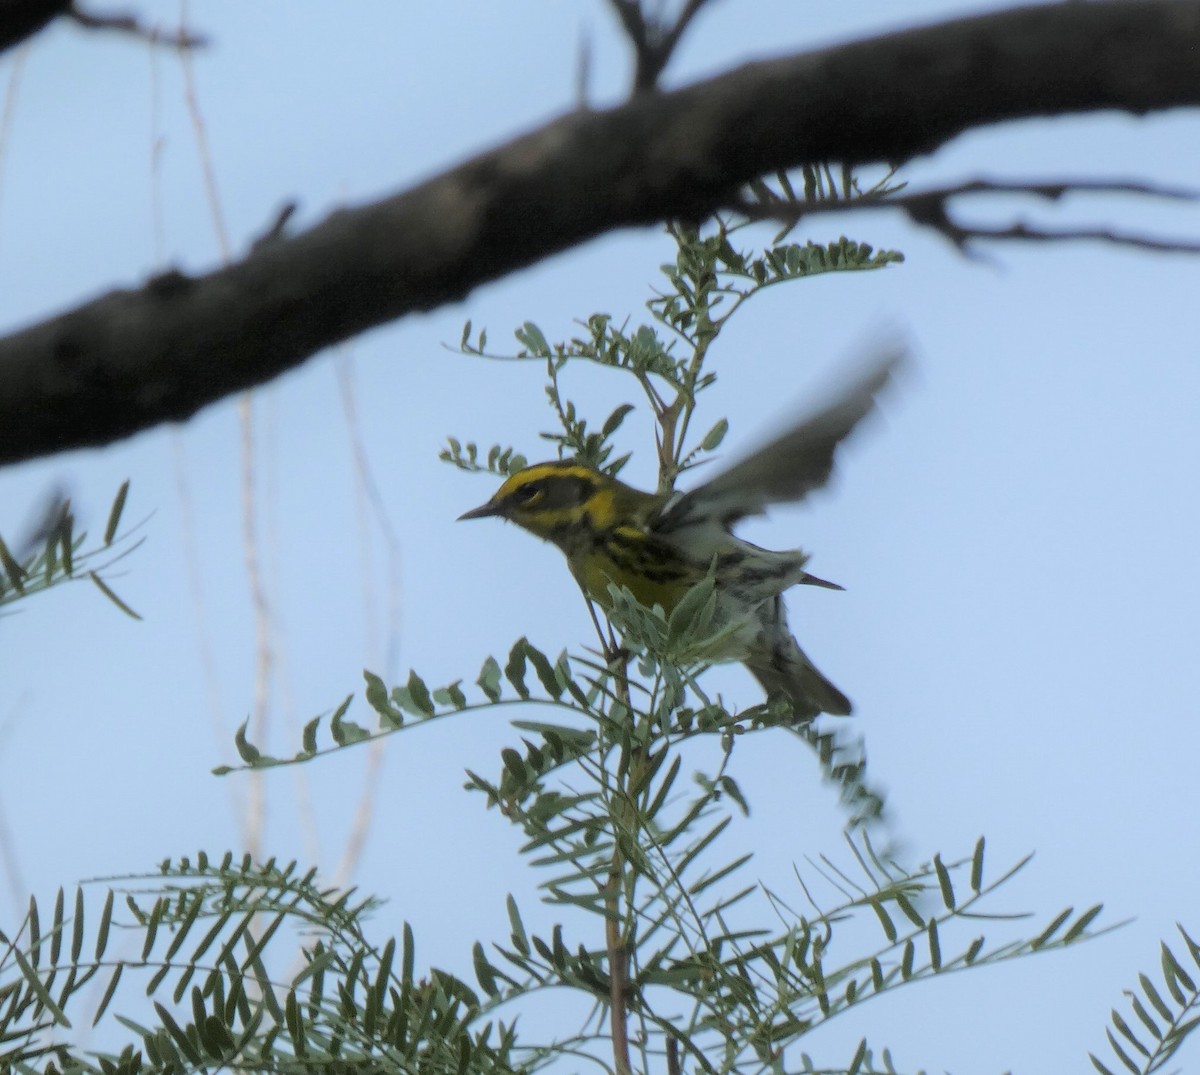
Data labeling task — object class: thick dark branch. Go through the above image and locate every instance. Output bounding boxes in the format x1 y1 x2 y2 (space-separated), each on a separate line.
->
0 1 205 53
0 0 70 52
2 0 1199 465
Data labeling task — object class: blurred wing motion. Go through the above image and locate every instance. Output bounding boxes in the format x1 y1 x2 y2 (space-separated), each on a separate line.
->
658 347 903 532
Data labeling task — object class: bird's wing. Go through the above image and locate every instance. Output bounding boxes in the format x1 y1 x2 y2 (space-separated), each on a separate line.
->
656 347 903 532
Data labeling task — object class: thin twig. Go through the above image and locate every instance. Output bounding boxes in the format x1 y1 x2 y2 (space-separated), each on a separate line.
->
605 854 633 1075
179 0 273 855
0 693 31 914
171 439 236 793
330 348 404 888
607 0 649 59
250 201 298 252
0 42 30 217
608 0 717 93
68 3 207 48
660 0 711 63
666 1034 681 1075
733 177 1200 255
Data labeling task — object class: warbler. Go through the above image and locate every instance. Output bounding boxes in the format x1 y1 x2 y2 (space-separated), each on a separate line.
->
459 355 899 721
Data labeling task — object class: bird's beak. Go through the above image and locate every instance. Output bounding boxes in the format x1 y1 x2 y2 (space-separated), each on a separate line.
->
457 500 504 521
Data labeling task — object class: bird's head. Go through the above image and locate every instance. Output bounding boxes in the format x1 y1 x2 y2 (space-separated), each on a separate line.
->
458 461 629 542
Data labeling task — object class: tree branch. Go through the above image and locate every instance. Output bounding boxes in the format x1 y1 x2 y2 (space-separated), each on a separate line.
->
2 0 1199 465
734 178 1200 254
0 0 70 54
67 5 208 50
608 0 716 93
0 1 206 54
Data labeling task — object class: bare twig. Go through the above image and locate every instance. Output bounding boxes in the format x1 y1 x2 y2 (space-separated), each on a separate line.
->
734 177 1200 254
608 0 716 92
0 42 31 204
329 349 404 889
0 694 31 914
179 9 274 855
67 4 207 48
250 201 299 252
956 221 1200 253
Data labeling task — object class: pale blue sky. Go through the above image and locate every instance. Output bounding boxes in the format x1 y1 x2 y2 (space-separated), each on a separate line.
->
1 2 1198 1071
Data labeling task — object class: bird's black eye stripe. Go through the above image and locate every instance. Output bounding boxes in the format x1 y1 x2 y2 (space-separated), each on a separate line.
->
512 482 543 504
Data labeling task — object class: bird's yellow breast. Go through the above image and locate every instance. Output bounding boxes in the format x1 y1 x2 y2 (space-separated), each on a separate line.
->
566 526 697 614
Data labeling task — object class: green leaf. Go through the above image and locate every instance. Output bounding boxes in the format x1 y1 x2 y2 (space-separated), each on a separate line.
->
433 681 468 709
1140 972 1174 1022
700 417 728 451
1162 942 1196 1003
515 321 551 357
1103 1028 1139 1075
89 572 142 620
95 889 113 961
301 715 321 755
964 936 985 964
330 713 369 746
155 1002 202 1064
506 895 529 955
601 403 635 437
478 657 503 702
1110 1010 1150 1057
1032 907 1073 950
847 1038 867 1075
524 642 562 700
505 640 531 699
894 893 924 929
57 505 74 575
0 533 26 592
234 720 261 764
1129 994 1161 1040
501 748 527 781
399 670 437 717
473 942 499 996
28 895 41 966
870 900 897 943
718 775 749 816
665 575 717 647
92 962 124 1026
13 945 70 1027
1180 923 1200 968
104 481 130 546
970 836 985 892
1063 903 1104 943
933 853 955 910
364 671 404 726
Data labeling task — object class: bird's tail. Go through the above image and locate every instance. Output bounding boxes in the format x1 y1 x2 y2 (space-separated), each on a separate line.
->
745 636 852 720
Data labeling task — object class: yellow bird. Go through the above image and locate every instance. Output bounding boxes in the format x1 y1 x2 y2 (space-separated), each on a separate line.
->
459 354 899 721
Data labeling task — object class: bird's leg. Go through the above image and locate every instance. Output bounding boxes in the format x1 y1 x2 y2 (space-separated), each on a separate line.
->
582 591 632 671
